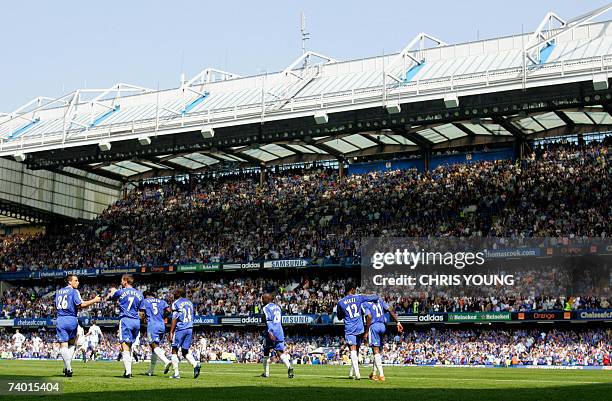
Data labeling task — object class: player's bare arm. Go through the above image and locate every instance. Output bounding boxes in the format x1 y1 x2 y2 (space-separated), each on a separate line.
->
80 295 101 308
169 317 177 341
107 287 117 300
386 306 404 333
363 313 372 343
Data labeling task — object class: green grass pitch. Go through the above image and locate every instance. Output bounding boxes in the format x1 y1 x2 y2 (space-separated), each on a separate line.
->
0 360 610 401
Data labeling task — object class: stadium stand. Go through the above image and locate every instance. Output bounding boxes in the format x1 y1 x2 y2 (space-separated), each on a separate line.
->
1 4 611 375
0 140 609 272
1 328 610 367
1 266 610 320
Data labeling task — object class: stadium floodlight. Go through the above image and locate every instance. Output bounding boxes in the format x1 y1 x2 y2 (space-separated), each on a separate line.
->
313 111 328 125
138 136 151 146
13 152 26 162
593 73 609 91
98 141 112 152
385 102 401 114
444 94 459 109
201 126 215 139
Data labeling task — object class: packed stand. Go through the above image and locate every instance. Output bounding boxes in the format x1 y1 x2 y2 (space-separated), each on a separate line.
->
0 141 609 272
1 328 610 367
2 275 610 320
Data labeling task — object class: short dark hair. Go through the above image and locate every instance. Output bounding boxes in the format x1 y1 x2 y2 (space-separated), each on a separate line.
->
143 290 154 297
65 274 77 284
346 284 357 293
174 288 186 298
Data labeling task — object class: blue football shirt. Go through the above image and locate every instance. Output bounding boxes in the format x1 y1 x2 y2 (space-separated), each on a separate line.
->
55 286 83 318
337 294 378 335
112 287 144 319
362 299 388 325
171 298 194 331
263 303 285 342
140 297 168 326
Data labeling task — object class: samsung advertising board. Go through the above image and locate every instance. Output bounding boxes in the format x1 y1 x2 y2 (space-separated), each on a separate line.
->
282 315 317 325
263 259 310 269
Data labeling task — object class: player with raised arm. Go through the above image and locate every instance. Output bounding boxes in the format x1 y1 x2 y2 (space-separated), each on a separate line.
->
55 274 100 376
166 288 201 379
336 285 378 380
260 293 294 379
86 321 102 361
140 290 172 376
107 274 144 378
363 298 403 382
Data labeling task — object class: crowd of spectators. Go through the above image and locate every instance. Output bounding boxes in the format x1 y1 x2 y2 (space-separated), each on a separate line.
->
1 327 609 367
2 275 609 320
0 142 609 272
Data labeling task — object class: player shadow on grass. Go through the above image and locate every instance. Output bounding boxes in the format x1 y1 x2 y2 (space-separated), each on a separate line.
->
34 383 612 401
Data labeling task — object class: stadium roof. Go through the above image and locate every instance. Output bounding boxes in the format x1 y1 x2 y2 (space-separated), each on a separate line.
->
1 4 612 181
0 215 30 226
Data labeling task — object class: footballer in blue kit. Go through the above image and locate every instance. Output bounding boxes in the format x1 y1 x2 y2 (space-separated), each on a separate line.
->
167 287 201 379
54 274 101 377
363 298 403 381
107 274 144 378
140 290 172 376
336 285 378 380
260 293 294 379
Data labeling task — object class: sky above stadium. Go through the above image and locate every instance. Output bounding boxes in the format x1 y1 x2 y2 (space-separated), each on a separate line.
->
0 0 609 111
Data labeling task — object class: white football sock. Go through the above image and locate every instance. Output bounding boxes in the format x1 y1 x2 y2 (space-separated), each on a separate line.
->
263 356 270 375
350 350 360 379
171 354 180 376
122 350 132 375
60 346 71 371
280 353 292 369
374 353 384 377
67 345 75 369
185 352 198 368
349 363 354 377
148 352 157 373
154 346 170 365
371 358 378 375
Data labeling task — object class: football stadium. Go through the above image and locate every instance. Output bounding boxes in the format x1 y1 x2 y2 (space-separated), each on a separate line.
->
0 1 611 400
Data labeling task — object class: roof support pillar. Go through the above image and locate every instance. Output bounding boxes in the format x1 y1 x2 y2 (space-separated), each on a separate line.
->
338 158 346 178
260 166 266 187
514 135 526 161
